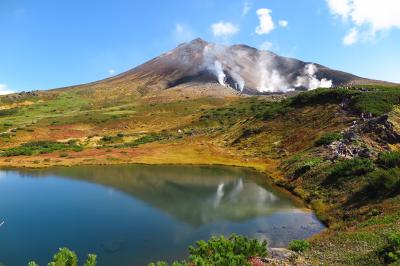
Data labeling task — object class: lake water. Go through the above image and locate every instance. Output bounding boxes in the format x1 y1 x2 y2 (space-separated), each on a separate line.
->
0 165 325 266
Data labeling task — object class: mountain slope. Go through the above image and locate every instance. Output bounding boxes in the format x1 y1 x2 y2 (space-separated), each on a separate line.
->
53 38 394 99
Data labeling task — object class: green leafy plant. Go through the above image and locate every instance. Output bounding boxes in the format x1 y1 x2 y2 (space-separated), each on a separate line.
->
288 240 311 252
148 234 268 266
83 254 97 266
47 248 78 266
28 248 96 266
379 233 400 264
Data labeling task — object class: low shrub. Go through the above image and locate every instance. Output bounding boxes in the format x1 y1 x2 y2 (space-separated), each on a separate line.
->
379 233 400 264
0 108 18 117
351 90 400 116
148 234 268 266
289 88 358 107
28 247 96 266
288 240 311 252
315 132 342 146
289 87 400 117
125 133 164 147
377 151 400 169
0 140 83 157
101 135 113 142
261 102 290 120
367 168 400 193
328 158 374 182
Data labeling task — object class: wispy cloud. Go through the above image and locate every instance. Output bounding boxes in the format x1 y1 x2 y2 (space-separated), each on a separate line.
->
174 23 194 42
108 69 116 75
211 21 239 38
242 1 251 16
343 27 358 45
278 20 288 27
259 41 273 51
326 0 400 45
255 8 275 35
0 84 14 95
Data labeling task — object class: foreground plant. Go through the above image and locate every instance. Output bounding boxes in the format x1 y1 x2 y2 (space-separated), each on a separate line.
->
379 233 400 264
28 248 96 266
149 234 268 266
288 240 310 252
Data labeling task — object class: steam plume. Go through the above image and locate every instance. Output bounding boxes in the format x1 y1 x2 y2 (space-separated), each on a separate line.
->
210 61 226 86
295 64 333 90
195 41 332 92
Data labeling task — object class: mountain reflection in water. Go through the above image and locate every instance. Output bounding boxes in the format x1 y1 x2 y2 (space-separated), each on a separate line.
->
22 165 300 226
0 165 325 266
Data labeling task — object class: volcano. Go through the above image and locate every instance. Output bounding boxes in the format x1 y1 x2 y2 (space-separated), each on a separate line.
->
57 38 394 98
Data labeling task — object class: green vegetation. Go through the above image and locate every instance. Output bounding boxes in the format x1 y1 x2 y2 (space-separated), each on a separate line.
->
28 248 96 266
289 88 357 107
0 108 18 117
0 140 82 157
288 240 311 252
378 151 400 169
149 234 268 266
367 167 400 193
199 98 289 126
288 87 400 116
351 89 400 116
327 158 374 183
315 132 342 146
379 233 400 264
125 133 165 147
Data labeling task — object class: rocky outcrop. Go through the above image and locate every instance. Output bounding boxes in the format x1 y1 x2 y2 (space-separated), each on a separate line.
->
249 248 310 266
326 114 400 160
5 91 39 101
361 114 400 144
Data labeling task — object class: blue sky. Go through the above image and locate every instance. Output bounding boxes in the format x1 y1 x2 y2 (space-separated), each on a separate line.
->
1 0 399 93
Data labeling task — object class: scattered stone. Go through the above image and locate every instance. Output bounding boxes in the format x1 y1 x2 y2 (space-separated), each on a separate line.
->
269 248 297 260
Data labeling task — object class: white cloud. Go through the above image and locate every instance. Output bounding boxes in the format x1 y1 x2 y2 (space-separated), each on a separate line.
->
0 84 14 95
242 1 251 16
174 23 194 42
211 21 239 38
343 28 358 45
278 20 288 27
326 0 400 44
326 0 351 18
108 69 115 75
255 8 275 35
260 41 273 51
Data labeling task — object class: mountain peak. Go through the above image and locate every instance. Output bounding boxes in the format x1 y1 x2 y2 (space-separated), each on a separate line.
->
73 40 393 97
189 37 208 45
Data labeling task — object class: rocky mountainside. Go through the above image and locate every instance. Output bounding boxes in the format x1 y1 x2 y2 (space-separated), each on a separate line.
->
58 38 393 96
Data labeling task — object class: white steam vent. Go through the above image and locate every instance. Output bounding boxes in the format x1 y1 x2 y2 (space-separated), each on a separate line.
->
199 42 332 93
212 61 226 86
295 64 333 90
